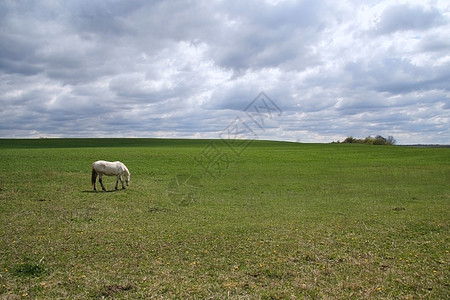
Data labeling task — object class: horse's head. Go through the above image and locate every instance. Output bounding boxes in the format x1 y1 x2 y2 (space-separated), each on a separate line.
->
124 169 130 186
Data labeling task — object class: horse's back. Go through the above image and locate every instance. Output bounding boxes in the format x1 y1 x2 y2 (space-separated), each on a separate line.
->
93 160 121 166
92 160 122 175
93 160 107 169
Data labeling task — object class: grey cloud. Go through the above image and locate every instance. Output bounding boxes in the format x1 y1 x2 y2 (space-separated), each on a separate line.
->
418 33 450 53
0 33 43 76
374 4 447 35
343 54 450 95
374 60 450 94
109 73 168 103
67 0 142 36
0 0 449 144
206 0 336 71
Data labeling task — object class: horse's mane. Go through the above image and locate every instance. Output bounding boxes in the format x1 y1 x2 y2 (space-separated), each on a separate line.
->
122 163 130 176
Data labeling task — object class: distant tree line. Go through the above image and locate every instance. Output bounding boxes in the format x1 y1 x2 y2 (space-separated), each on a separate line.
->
334 135 396 145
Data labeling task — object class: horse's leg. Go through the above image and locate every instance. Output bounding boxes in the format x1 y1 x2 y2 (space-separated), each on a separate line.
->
93 174 98 192
99 174 107 191
120 175 126 189
115 175 119 190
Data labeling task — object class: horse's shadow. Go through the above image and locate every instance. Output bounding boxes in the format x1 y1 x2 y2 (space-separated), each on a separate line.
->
82 189 125 193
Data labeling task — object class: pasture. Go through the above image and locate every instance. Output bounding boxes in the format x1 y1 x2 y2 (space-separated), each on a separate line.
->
0 139 448 299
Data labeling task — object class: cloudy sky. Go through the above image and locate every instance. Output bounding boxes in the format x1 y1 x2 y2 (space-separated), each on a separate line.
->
1 0 449 144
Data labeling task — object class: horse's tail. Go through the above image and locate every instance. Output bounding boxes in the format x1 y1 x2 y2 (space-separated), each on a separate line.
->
91 167 97 185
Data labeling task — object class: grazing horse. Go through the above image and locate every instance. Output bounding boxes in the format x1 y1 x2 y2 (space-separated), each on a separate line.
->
91 160 130 192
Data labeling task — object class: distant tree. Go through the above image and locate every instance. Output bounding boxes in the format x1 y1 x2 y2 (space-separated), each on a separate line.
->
343 137 357 144
373 135 387 145
387 136 396 145
340 135 396 145
364 136 374 144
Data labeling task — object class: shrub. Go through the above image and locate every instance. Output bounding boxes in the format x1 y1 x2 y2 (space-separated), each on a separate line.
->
340 135 396 145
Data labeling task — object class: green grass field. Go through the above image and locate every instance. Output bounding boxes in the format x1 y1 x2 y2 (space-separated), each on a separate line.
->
0 139 448 299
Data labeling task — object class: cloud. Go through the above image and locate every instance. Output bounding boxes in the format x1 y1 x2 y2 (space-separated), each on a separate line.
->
206 0 338 71
0 0 449 144
373 3 447 35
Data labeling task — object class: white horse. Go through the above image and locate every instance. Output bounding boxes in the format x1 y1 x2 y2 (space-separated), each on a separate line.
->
91 160 130 192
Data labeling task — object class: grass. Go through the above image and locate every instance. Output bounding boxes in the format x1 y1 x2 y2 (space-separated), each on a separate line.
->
0 138 448 299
